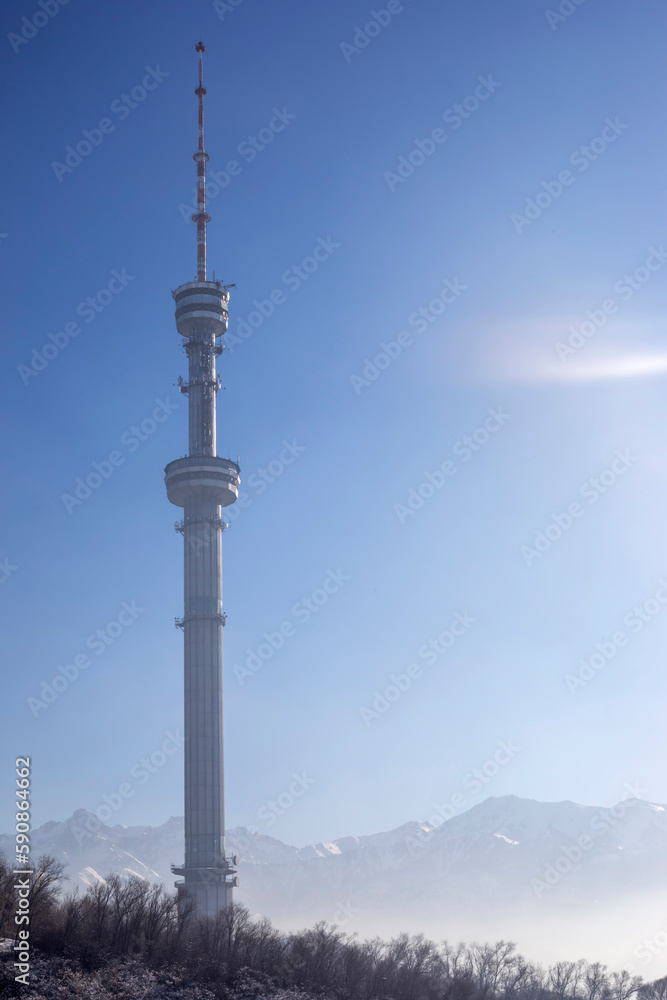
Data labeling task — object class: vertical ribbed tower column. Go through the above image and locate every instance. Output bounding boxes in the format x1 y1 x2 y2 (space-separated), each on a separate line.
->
165 43 240 919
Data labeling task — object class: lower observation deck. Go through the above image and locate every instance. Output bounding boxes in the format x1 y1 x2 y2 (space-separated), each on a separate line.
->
171 858 240 888
165 455 241 507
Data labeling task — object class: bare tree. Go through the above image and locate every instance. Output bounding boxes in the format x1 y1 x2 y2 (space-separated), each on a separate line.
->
640 977 667 1000
608 969 643 1000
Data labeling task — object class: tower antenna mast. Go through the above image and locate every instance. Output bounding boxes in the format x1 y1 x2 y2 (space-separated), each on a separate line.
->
193 41 210 282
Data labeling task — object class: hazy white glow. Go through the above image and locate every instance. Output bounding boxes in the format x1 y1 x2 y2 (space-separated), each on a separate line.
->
547 353 667 382
473 317 667 383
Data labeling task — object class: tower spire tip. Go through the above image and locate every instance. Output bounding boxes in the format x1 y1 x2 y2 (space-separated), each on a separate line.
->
192 42 209 282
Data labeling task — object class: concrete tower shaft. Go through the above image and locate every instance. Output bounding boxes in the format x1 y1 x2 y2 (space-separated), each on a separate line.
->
165 43 240 919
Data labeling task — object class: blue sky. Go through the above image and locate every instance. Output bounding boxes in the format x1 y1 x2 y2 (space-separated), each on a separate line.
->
2 0 667 848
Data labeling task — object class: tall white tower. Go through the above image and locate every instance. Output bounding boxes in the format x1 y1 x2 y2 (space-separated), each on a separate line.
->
166 42 240 917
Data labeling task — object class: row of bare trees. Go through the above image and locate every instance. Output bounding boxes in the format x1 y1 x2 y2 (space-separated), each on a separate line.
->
1 853 665 1000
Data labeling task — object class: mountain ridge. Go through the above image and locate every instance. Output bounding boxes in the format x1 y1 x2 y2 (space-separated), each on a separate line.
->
3 794 667 971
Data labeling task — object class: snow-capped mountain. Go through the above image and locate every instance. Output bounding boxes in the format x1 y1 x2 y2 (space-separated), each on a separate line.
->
3 796 667 972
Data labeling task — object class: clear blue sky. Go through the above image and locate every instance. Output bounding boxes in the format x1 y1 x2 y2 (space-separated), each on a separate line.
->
2 0 667 846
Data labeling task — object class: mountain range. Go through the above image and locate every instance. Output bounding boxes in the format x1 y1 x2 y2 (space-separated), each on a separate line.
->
3 795 667 973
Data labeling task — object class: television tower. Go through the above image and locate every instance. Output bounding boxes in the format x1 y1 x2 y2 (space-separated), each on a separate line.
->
166 42 240 917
